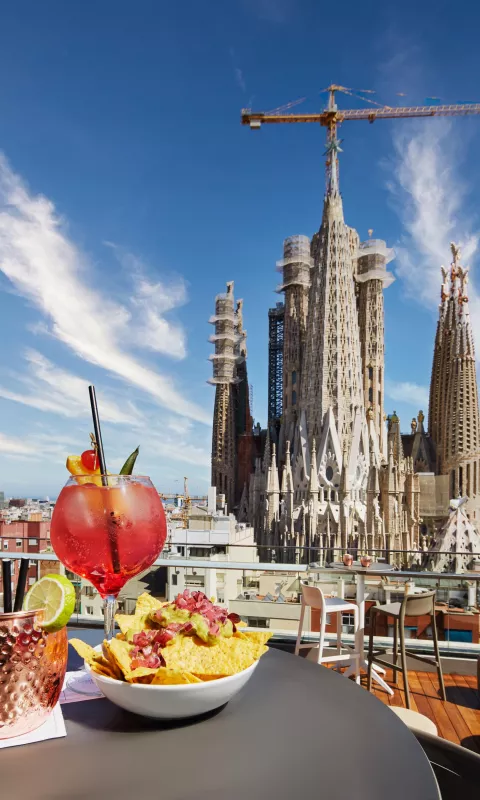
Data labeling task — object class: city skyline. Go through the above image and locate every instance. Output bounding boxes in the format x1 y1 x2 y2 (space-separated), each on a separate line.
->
1 2 480 496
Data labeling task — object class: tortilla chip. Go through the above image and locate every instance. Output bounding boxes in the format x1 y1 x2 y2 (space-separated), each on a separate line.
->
233 630 249 640
162 635 265 676
150 668 201 685
91 662 115 678
239 630 273 647
114 613 137 636
124 666 158 683
102 641 123 679
69 638 97 665
108 637 133 677
135 593 165 617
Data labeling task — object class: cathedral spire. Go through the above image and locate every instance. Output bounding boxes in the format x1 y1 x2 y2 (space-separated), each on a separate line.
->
428 243 480 519
299 139 364 454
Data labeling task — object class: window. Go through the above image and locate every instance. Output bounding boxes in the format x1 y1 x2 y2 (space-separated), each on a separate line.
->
445 629 473 643
330 490 336 501
285 395 288 408
368 366 373 380
84 586 95 597
248 618 270 628
368 387 373 403
292 370 297 385
16 539 22 548
28 539 38 546
28 577 35 586
85 606 94 615
29 560 36 567
326 465 334 482
3 541 8 550
292 390 297 405
172 574 178 586
342 612 355 634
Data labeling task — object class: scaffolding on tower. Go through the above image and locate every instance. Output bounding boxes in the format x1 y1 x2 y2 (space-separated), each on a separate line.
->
268 302 285 433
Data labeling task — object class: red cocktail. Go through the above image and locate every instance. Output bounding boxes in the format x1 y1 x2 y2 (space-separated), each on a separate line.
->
51 475 166 638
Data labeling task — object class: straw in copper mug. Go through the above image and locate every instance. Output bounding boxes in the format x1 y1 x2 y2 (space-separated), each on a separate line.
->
14 558 30 612
2 559 12 613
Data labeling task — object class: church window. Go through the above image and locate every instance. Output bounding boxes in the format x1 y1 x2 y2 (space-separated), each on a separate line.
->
475 461 477 494
368 387 373 403
285 395 288 408
330 490 336 502
292 370 297 384
450 470 455 499
292 390 297 405
467 463 471 496
459 466 463 496
378 367 382 383
326 465 334 482
368 366 373 380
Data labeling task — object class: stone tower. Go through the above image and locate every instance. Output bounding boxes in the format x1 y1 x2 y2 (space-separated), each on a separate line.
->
300 160 364 452
356 237 395 456
208 281 239 511
276 235 311 444
428 244 480 521
234 299 253 506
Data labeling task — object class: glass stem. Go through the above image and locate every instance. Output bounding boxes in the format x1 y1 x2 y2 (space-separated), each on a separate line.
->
104 594 117 641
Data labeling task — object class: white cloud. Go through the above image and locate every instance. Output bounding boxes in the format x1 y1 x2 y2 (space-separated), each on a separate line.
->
0 349 143 425
106 243 188 359
387 121 480 351
0 153 209 423
0 433 36 456
385 380 429 409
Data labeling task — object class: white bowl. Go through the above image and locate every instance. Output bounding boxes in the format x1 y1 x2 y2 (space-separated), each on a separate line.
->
85 647 259 719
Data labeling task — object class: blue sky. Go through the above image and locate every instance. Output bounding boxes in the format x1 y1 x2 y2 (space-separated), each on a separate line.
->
1 0 480 497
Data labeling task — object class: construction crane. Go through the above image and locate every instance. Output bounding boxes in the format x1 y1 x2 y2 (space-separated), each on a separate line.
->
241 84 480 184
159 477 207 530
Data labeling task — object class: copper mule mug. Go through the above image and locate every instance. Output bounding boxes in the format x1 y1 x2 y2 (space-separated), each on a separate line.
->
0 609 68 739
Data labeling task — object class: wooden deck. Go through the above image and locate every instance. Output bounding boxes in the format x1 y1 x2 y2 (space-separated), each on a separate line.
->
364 669 480 753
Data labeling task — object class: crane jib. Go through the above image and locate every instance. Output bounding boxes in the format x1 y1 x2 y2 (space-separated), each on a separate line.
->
241 104 480 127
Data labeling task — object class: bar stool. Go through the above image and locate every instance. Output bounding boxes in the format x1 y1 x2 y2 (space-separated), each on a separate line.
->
295 581 361 683
367 589 446 709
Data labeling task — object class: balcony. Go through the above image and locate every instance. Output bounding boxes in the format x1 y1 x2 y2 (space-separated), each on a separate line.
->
1 547 479 759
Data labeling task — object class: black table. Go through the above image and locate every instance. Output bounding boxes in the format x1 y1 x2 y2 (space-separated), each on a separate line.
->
1 629 439 800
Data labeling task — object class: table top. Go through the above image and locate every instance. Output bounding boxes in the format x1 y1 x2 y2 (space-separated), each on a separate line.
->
326 560 396 574
1 629 439 800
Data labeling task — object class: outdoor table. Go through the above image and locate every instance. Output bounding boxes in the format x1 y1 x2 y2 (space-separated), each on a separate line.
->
323 561 396 694
1 628 440 799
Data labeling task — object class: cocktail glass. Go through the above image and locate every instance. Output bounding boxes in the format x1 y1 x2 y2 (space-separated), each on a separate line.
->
50 475 167 640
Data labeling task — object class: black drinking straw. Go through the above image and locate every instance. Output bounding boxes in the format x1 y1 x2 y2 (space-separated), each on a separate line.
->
14 558 29 612
88 385 121 573
3 559 12 613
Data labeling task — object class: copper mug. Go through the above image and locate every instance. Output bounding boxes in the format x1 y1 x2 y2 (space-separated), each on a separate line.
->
360 555 372 568
343 553 353 567
0 609 68 739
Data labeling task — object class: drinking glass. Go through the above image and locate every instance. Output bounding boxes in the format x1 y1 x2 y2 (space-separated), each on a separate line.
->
0 609 68 739
50 475 167 639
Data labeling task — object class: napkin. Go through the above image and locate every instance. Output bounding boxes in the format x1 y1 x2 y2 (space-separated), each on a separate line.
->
0 704 66 750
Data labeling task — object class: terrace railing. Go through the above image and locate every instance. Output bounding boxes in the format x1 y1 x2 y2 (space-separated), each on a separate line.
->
1 549 479 666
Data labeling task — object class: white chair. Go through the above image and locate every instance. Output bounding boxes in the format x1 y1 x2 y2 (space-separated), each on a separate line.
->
295 581 361 683
389 706 438 736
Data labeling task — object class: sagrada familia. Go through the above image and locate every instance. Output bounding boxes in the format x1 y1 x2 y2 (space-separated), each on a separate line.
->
208 144 480 567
